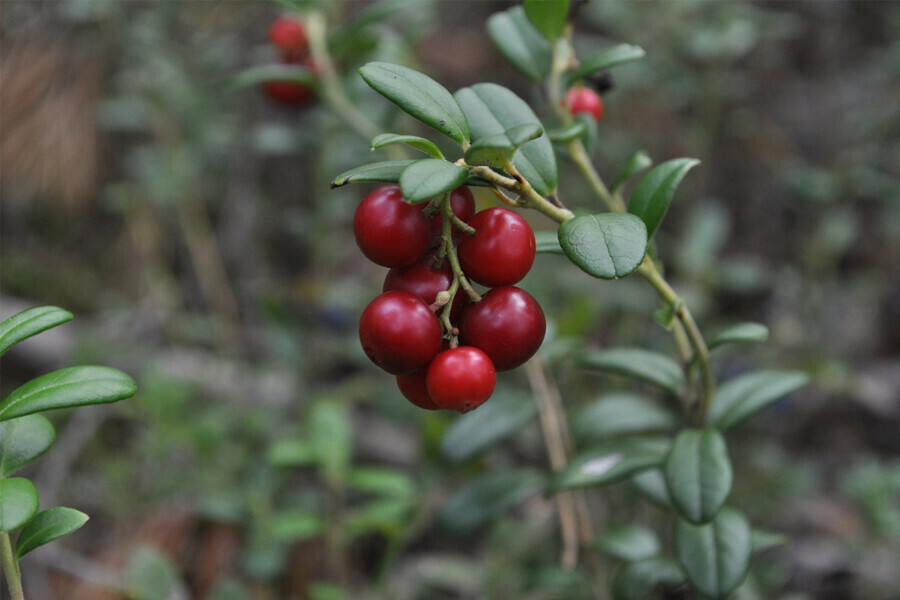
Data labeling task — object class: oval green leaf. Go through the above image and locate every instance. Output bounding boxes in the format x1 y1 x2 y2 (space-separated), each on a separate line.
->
230 63 316 89
628 158 700 239
708 322 769 350
441 391 538 463
612 151 653 193
330 160 416 188
612 557 685 600
0 414 56 477
523 0 569 42
455 83 558 195
534 230 564 254
15 507 89 559
675 507 752 599
549 439 668 493
630 469 672 508
558 213 647 279
464 134 516 169
579 347 685 394
597 525 661 562
0 478 39 532
371 134 444 159
399 159 470 204
573 393 677 442
548 121 587 144
486 7 552 82
0 366 138 422
359 62 469 145
664 429 733 524
440 469 544 533
0 306 73 357
566 44 646 86
709 370 809 431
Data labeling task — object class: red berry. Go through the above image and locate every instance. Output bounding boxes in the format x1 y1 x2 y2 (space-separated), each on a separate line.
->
429 186 476 237
269 16 308 57
396 370 441 410
359 291 442 375
459 286 546 371
566 86 604 121
457 207 536 287
382 255 468 321
264 80 313 105
354 186 431 268
426 347 496 413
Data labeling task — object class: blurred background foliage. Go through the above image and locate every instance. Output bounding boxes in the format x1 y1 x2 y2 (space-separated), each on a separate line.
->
0 1 898 599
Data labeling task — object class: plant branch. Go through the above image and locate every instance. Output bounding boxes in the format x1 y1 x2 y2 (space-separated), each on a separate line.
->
1 533 24 600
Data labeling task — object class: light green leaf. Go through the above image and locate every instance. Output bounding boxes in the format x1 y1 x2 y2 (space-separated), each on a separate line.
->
549 439 668 493
230 63 316 89
347 467 415 500
612 151 653 193
628 159 700 239
330 160 416 188
675 507 752 599
566 44 646 86
0 478 39 532
751 528 790 554
440 470 544 533
598 525 661 562
0 306 73 357
267 439 315 467
579 347 685 394
441 392 538 463
16 507 89 559
664 429 733 524
523 0 569 41
612 557 685 600
271 510 324 543
573 393 677 442
399 159 470 204
548 121 588 143
534 230 564 254
486 7 552 82
371 134 444 159
708 322 769 350
0 414 56 477
709 370 809 431
558 213 647 279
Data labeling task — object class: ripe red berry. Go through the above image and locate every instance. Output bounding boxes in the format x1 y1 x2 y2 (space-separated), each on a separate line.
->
566 86 604 121
359 291 442 375
426 347 496 413
269 16 308 57
264 80 313 105
396 370 441 410
457 207 536 287
382 255 467 321
354 186 431 268
429 186 476 237
459 286 546 371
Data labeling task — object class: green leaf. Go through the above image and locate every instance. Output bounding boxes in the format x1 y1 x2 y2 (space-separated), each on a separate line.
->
371 134 444 159
628 158 700 239
612 557 685 600
598 525 661 561
549 439 668 493
558 213 647 279
664 429 733 524
573 393 677 442
440 470 544 533
566 44 646 86
309 400 352 484
0 366 137 422
0 414 56 477
15 507 89 559
486 7 552 82
523 0 569 41
441 392 538 463
399 159 470 204
126 546 182 600
359 62 469 145
675 507 752 599
267 438 315 467
575 113 599 155
708 322 770 350
579 348 685 394
344 497 411 536
535 230 564 254
506 123 544 147
0 306 73 357
271 510 324 543
230 63 316 89
631 469 672 508
709 370 809 431
612 151 653 193
548 121 587 143
330 160 416 188
751 528 789 554
347 467 415 500
0 478 38 532
455 83 558 195
464 124 543 168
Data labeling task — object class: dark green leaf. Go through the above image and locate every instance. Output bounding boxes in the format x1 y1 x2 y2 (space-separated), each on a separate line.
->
612 151 653 193
598 525 661 561
230 63 316 89
0 366 137 422
549 439 668 493
455 83 558 195
566 44 646 86
506 123 544 147
579 347 685 394
628 159 700 239
0 478 39 532
399 159 470 204
548 121 587 143
15 507 89 559
675 507 752 599
486 7 552 82
573 393 677 442
709 370 809 431
0 415 56 477
631 469 672 508
271 510 324 543
558 213 647 279
0 306 73 357
751 528 789 554
330 160 415 188
708 322 769 350
523 0 569 41
464 124 543 168
440 470 544 533
371 134 444 159
359 62 469 145
535 230 564 254
441 392 538 463
612 557 685 600
664 429 733 524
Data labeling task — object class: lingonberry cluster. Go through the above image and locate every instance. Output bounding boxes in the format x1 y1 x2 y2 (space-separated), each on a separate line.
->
355 185 546 413
264 15 315 106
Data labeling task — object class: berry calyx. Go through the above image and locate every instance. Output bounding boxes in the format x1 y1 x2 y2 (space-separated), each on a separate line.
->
269 16 308 57
459 286 546 371
457 207 536 287
396 370 440 410
426 347 496 413
566 86 604 121
359 291 442 375
354 186 431 268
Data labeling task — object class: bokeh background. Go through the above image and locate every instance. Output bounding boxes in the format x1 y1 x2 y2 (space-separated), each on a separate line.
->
1 1 898 599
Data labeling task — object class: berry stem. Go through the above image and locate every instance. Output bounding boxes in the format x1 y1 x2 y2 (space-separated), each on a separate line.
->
0 533 24 600
439 195 481 307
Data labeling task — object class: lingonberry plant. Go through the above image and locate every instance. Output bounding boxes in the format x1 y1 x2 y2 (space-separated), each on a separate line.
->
0 306 137 599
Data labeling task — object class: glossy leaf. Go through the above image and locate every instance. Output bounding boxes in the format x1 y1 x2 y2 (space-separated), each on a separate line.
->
558 213 647 279
0 414 56 477
628 158 700 238
441 392 538 463
548 121 587 143
574 393 677 442
440 469 543 533
675 507 752 599
708 322 769 350
0 478 39 532
0 366 137 422
535 230 564 254
566 44 646 85
230 63 316 89
456 83 558 195
0 306 73 357
709 370 809 431
330 160 416 188
579 347 685 394
15 507 89 559
631 469 672 508
612 557 685 600
486 7 552 82
664 429 732 524
612 151 653 193
598 525 661 561
524 0 569 41
370 134 443 159
399 159 470 204
549 439 668 493
359 62 469 145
